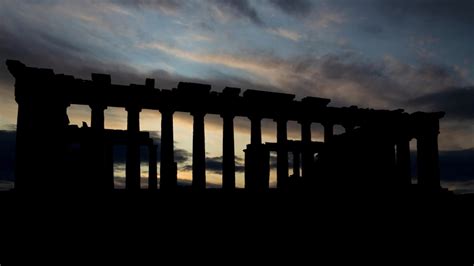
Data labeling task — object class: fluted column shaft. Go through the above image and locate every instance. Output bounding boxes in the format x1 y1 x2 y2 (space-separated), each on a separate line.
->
324 123 333 143
250 116 262 145
192 112 206 189
126 106 141 190
222 113 235 189
160 110 176 189
417 131 440 189
300 120 312 178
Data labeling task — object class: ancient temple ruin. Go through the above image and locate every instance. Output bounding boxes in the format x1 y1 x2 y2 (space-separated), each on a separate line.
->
6 60 445 193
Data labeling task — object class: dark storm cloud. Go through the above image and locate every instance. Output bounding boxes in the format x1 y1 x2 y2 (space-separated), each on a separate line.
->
319 54 383 80
409 87 474 120
0 17 133 86
0 5 275 94
375 0 474 24
299 53 468 108
204 157 223 174
181 156 245 174
439 149 474 182
175 148 192 164
359 24 384 37
0 18 188 92
268 0 313 16
113 0 183 13
210 0 263 26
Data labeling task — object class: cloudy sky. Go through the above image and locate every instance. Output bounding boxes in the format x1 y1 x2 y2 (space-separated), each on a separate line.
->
0 0 473 191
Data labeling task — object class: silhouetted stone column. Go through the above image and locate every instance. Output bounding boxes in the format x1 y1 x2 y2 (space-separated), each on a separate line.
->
7 60 72 190
417 130 441 189
13 99 31 190
293 151 300 178
90 104 110 189
221 113 235 190
250 116 262 145
149 144 157 190
90 104 106 129
192 111 206 189
126 106 141 190
276 118 288 189
396 138 411 186
300 120 312 178
160 109 176 190
324 123 333 143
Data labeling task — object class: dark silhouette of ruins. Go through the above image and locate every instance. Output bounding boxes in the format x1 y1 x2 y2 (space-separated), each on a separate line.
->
6 60 447 195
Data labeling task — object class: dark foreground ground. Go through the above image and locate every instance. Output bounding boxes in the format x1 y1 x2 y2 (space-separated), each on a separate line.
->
1 187 473 216
1 189 473 262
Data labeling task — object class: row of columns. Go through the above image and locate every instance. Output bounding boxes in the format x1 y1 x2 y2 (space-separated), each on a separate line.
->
250 116 335 189
90 105 439 191
117 107 337 190
90 104 159 190
394 133 440 189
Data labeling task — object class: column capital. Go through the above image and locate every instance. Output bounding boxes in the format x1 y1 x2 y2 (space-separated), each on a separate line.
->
273 115 288 123
249 114 262 145
297 119 312 125
248 114 262 121
415 124 440 138
125 105 142 113
220 112 235 119
159 107 175 115
89 104 107 110
190 111 206 118
411 111 443 137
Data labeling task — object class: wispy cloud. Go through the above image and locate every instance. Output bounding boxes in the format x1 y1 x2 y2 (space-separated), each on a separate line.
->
267 27 302 42
138 42 287 85
307 9 346 29
176 33 214 43
209 0 263 25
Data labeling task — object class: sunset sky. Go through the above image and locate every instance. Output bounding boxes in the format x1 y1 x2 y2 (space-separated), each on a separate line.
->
0 0 473 192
